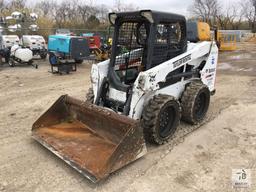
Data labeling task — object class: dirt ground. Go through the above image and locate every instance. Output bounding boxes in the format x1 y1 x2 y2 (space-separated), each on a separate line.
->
0 41 256 192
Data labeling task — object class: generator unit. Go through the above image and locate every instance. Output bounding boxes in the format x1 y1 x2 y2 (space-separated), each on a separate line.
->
81 33 101 50
8 45 36 68
0 35 20 64
48 35 90 74
21 35 47 59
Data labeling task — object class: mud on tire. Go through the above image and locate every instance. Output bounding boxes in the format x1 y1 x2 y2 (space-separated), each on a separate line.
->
86 87 94 103
181 81 210 125
141 94 181 145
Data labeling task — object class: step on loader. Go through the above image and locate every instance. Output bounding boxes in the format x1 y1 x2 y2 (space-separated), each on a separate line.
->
32 10 218 183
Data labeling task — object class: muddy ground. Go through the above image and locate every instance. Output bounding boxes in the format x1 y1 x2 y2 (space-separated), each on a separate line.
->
0 41 256 192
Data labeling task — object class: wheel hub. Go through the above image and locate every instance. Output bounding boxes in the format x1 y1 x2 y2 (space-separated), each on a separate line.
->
195 92 207 118
159 106 175 138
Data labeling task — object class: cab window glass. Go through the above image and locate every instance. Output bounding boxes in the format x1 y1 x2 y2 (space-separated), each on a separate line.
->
156 23 181 45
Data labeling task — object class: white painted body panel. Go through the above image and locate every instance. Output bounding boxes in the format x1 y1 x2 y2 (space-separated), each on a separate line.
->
90 41 218 120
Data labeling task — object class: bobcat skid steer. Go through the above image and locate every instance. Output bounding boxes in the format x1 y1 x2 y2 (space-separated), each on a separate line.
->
32 10 218 183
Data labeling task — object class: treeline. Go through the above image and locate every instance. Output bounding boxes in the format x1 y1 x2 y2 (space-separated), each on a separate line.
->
0 0 137 37
189 0 256 32
0 0 255 38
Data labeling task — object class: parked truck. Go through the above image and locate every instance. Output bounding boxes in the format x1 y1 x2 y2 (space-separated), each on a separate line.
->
21 35 47 59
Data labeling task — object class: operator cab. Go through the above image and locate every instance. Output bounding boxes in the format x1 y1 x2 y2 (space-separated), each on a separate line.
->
108 10 187 91
97 10 187 114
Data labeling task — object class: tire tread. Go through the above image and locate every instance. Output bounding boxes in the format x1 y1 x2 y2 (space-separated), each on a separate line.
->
142 94 181 145
181 81 210 124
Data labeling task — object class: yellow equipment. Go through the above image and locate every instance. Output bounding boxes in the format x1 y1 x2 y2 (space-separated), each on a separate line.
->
197 22 211 41
108 38 113 46
189 22 236 51
92 37 112 62
186 21 211 42
217 32 236 51
92 47 111 61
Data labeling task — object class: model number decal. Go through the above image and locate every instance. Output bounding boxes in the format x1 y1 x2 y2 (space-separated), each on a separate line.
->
173 54 191 68
206 68 215 73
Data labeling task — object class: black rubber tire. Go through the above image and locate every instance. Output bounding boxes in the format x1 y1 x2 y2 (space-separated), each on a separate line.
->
86 88 94 103
8 59 14 67
4 56 9 63
181 81 210 125
141 94 181 145
40 53 47 59
75 59 83 64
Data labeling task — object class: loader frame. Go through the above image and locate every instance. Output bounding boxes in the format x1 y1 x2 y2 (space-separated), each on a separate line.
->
32 10 218 183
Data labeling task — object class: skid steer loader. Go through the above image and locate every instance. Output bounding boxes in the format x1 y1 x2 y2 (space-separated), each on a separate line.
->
32 10 218 183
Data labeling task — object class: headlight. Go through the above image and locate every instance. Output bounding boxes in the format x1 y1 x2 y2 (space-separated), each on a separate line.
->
109 13 117 25
140 11 154 23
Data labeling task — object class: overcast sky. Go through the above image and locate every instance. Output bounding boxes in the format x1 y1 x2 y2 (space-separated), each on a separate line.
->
92 0 240 16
